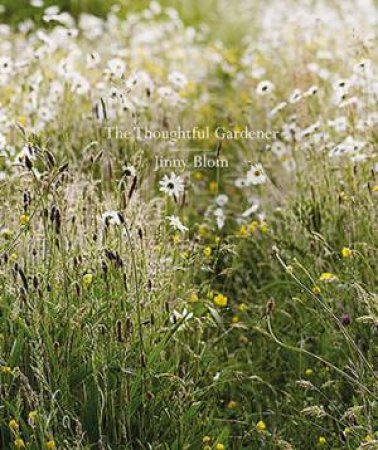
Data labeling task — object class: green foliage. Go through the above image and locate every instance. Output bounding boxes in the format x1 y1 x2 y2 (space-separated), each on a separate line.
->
0 1 377 449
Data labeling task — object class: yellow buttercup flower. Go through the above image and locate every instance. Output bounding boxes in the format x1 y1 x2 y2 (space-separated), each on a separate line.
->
260 222 269 234
46 440 56 450
10 252 18 263
198 224 209 237
249 220 259 233
231 315 240 324
209 181 218 194
1 366 12 374
339 190 349 201
203 246 212 258
202 436 211 445
305 368 313 377
319 272 338 282
256 420 266 432
238 225 248 236
83 273 93 285
194 171 203 181
341 247 352 258
189 292 199 303
227 400 237 409
28 410 37 426
238 303 248 312
9 419 19 431
28 410 37 420
14 439 26 449
318 436 326 445
18 115 27 126
215 444 225 450
214 293 228 307
312 285 321 295
19 214 30 226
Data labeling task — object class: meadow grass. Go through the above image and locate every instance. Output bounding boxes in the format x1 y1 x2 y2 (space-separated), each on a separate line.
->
0 1 377 449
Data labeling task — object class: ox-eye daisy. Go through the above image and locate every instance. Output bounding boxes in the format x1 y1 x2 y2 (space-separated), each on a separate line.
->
159 173 184 197
166 215 188 233
246 163 268 186
256 80 274 96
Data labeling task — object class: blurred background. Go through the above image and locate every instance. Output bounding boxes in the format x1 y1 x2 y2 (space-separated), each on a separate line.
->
0 0 232 25
0 0 260 45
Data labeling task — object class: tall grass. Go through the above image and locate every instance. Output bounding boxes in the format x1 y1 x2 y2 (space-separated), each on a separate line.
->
0 0 377 449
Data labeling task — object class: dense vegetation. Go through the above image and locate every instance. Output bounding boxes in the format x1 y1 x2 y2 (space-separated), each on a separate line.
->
0 1 377 448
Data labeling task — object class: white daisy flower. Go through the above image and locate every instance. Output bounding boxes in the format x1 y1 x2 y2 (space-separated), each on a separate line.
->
166 215 188 233
49 81 64 101
159 173 185 197
268 101 287 118
122 165 136 177
79 14 103 39
16 144 37 164
338 96 359 108
351 153 368 163
241 199 260 218
271 141 288 158
101 211 124 226
304 85 319 97
107 58 126 78
300 121 321 139
329 136 366 158
251 66 266 79
38 106 54 122
150 1 162 15
121 97 136 113
288 89 302 104
333 78 351 93
30 0 44 7
246 163 268 186
0 133 6 150
214 208 225 229
256 80 274 96
70 74 90 95
168 70 188 89
170 308 193 324
328 116 348 133
157 86 175 99
42 12 74 27
86 52 101 69
281 122 301 142
353 59 372 77
0 57 12 75
235 177 247 188
215 194 228 207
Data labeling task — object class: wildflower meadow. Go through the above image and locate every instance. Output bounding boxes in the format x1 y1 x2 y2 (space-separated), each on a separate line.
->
0 0 377 449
